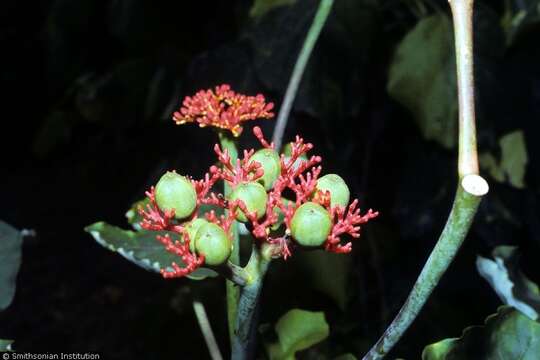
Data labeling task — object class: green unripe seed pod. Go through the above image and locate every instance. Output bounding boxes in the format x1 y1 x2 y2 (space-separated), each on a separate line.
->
251 148 281 190
230 182 268 222
316 174 350 208
185 218 209 253
194 223 232 265
155 172 197 219
290 202 332 247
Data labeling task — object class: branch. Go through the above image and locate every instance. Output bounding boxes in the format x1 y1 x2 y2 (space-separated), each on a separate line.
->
218 131 241 346
271 0 334 150
192 300 224 360
362 1 488 358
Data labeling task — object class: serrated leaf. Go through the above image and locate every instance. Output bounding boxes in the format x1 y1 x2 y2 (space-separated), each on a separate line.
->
480 130 528 189
266 308 329 360
0 221 23 311
422 306 540 360
0 339 14 352
387 14 457 149
85 222 217 280
249 0 297 19
125 198 150 230
476 246 540 320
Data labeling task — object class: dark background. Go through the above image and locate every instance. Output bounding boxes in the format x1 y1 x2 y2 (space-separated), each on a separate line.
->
1 0 540 358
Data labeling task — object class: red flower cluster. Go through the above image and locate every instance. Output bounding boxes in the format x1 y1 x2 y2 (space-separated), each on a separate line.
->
139 126 378 278
172 84 274 137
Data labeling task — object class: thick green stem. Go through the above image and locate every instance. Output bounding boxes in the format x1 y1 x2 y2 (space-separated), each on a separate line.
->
362 175 488 360
271 0 334 150
231 247 271 360
362 1 488 358
219 132 241 346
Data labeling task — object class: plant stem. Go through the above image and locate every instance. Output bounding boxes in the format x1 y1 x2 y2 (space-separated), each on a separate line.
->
193 300 224 360
362 175 488 360
218 131 241 346
231 246 271 360
362 1 489 358
271 0 334 150
451 0 478 178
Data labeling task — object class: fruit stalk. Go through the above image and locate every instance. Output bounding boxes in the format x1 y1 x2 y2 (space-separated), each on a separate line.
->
219 131 241 346
231 246 271 360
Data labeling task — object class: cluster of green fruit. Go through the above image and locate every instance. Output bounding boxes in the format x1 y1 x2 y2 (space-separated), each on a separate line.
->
153 146 351 266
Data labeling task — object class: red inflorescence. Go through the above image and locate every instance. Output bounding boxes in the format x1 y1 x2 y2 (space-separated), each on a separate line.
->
172 84 274 137
139 124 378 278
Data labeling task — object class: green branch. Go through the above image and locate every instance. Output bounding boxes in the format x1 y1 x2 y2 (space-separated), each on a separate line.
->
452 0 479 177
231 246 271 360
271 0 334 150
362 0 488 358
193 300 224 360
218 131 241 346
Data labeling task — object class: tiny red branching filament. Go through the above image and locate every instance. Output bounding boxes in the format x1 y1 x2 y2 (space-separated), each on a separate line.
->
172 84 274 137
213 145 264 186
157 233 205 278
138 187 183 233
325 200 379 253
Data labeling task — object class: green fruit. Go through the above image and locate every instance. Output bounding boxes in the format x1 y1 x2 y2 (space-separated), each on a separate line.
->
251 148 281 190
290 202 332 247
194 223 232 265
155 172 197 219
230 182 268 222
185 218 209 252
316 174 350 208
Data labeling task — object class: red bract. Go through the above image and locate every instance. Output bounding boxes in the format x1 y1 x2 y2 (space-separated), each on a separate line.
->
172 84 274 137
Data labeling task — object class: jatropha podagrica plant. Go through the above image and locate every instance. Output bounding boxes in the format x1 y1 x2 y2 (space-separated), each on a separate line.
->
138 85 378 278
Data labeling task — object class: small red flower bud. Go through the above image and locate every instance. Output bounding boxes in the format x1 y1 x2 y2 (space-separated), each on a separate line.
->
172 84 274 137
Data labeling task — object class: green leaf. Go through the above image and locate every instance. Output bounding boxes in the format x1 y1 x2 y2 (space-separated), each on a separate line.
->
480 130 528 189
295 250 351 310
387 14 457 149
249 0 297 19
0 339 14 352
0 221 23 311
422 306 540 360
85 222 217 280
125 198 149 230
267 308 329 360
476 246 540 320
